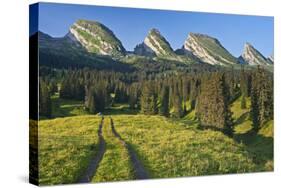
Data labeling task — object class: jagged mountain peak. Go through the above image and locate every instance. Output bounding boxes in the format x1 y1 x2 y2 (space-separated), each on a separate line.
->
148 28 161 35
68 19 126 57
244 42 257 52
141 28 175 57
269 53 274 63
134 29 200 64
241 42 271 65
37 19 273 68
183 32 238 66
188 33 223 46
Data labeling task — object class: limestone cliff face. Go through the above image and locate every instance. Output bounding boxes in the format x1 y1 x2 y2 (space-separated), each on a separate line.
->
183 33 238 66
240 43 272 65
68 19 126 57
134 29 175 57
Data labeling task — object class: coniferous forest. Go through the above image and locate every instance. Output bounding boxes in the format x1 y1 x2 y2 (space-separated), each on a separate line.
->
39 65 273 134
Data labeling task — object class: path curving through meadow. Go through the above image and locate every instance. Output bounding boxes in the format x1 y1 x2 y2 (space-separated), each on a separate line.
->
77 118 106 183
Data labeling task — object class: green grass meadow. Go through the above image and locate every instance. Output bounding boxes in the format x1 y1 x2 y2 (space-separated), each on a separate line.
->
92 118 134 182
113 115 257 178
37 116 101 185
34 95 273 185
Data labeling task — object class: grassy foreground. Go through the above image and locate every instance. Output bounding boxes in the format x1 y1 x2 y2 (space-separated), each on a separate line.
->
114 115 257 178
37 116 101 185
35 96 273 185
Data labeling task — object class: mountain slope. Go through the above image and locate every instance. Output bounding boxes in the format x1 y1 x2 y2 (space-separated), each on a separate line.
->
37 31 133 71
134 29 199 64
39 31 85 56
240 43 272 66
69 19 126 57
183 33 238 66
269 53 274 63
134 29 175 57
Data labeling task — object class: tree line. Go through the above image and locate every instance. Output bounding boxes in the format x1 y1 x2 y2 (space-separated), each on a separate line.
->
39 66 273 136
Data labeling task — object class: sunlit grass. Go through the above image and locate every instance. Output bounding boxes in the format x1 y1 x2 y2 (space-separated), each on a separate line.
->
35 94 273 185
231 96 251 120
92 118 134 182
37 115 101 185
259 120 273 138
114 115 257 178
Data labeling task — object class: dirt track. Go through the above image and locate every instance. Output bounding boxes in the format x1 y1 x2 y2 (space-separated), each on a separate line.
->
77 119 106 183
110 118 149 180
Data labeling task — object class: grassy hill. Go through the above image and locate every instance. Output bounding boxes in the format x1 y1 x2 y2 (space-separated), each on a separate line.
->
35 95 273 185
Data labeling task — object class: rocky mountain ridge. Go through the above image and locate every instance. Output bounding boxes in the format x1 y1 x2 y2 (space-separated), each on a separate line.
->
239 43 273 66
68 20 126 57
38 19 273 67
183 33 239 66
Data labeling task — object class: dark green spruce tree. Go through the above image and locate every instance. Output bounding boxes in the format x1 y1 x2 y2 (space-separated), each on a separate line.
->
39 79 52 117
197 73 233 136
140 82 157 115
251 87 260 132
173 84 184 118
159 85 170 117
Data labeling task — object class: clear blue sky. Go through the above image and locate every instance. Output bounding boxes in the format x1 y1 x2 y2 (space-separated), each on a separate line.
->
36 2 274 57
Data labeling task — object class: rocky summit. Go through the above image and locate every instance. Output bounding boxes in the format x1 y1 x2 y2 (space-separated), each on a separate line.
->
37 19 273 68
134 29 175 57
240 43 272 66
68 19 126 57
183 33 238 66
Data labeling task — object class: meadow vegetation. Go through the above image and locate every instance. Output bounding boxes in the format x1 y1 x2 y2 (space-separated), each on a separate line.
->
113 115 257 178
37 116 101 185
92 118 134 182
36 88 273 185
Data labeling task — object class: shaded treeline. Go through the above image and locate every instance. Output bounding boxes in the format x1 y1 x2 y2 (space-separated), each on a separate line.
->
39 65 273 135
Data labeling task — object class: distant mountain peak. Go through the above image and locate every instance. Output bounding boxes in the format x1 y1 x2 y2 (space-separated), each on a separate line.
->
68 19 126 57
143 28 175 56
269 53 274 63
183 32 238 66
148 28 161 35
245 42 252 47
241 42 271 65
37 19 273 69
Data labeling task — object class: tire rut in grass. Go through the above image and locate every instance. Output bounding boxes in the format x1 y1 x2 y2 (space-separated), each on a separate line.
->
77 118 106 183
110 118 149 180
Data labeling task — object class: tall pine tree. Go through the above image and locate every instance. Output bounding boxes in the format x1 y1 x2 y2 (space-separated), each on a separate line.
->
159 85 170 117
141 82 157 115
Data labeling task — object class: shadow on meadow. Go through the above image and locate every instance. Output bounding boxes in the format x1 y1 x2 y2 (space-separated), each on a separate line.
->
103 104 139 115
234 126 273 171
48 94 89 119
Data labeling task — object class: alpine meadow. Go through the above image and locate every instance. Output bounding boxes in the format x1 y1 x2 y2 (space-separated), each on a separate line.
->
29 3 274 186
